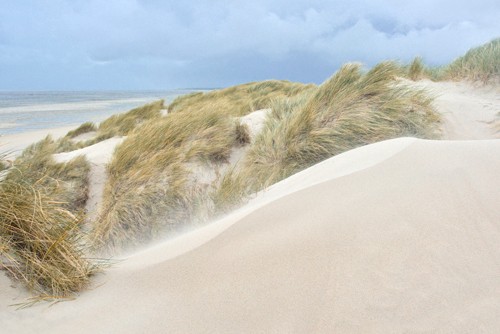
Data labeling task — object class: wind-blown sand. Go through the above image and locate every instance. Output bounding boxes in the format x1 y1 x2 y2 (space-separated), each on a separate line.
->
1 81 499 333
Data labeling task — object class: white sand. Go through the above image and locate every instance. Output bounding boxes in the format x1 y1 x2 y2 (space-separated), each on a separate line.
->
414 80 500 139
239 108 270 142
0 125 78 158
1 81 500 333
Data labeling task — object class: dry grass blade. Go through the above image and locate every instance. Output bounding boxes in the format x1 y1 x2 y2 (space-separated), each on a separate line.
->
168 80 316 116
54 100 165 153
0 178 100 301
65 122 96 139
444 38 500 83
220 62 440 200
91 102 244 251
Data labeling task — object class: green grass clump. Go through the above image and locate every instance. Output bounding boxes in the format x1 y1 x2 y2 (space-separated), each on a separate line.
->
65 122 97 139
218 62 440 201
54 100 165 153
91 102 246 251
11 137 90 212
408 57 425 81
0 180 99 301
397 57 445 82
168 80 316 116
444 38 500 83
98 100 164 137
0 144 99 301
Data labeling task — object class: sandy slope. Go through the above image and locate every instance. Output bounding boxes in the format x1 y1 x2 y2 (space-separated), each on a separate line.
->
414 80 499 140
1 81 500 333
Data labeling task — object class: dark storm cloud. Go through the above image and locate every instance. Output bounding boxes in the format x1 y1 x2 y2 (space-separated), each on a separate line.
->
0 0 498 89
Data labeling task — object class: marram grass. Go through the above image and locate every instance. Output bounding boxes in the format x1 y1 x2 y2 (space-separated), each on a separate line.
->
444 38 500 83
217 62 440 204
91 103 244 251
65 122 96 139
54 100 165 153
0 176 99 303
0 139 101 303
168 80 316 116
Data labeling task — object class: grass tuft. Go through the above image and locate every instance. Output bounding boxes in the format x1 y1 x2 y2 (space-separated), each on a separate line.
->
444 38 500 83
0 147 99 301
54 100 165 153
65 122 96 139
408 57 425 81
168 80 316 116
91 103 241 251
98 100 164 137
234 122 251 145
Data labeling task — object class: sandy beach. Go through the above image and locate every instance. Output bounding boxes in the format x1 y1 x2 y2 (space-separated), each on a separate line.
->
1 80 499 333
0 125 78 158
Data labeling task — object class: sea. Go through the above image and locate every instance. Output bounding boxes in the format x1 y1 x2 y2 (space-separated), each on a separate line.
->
0 90 199 135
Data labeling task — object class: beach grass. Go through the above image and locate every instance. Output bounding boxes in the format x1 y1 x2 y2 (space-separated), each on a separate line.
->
97 99 164 138
397 57 445 82
168 80 316 116
91 82 316 250
0 145 100 301
65 122 97 139
408 57 425 81
54 100 165 153
91 62 441 250
215 62 440 205
91 102 243 251
11 137 90 212
443 38 500 83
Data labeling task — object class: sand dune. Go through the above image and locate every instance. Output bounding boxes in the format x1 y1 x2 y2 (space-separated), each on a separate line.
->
0 137 498 333
1 81 500 333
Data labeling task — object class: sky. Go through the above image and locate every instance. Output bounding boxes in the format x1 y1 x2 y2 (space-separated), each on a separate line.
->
1 0 499 90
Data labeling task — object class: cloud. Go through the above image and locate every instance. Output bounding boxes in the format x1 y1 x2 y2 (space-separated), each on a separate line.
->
0 0 499 89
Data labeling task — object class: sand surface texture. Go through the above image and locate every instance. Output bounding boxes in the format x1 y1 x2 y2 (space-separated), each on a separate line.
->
1 81 499 333
416 80 499 139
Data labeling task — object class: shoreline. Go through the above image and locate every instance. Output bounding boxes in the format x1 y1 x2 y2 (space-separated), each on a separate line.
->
0 125 79 158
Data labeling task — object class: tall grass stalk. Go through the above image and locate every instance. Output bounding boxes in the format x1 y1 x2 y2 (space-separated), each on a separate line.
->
0 148 99 301
444 38 500 83
91 103 245 251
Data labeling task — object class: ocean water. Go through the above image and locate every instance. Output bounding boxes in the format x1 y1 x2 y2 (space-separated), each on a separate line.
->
0 90 197 135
